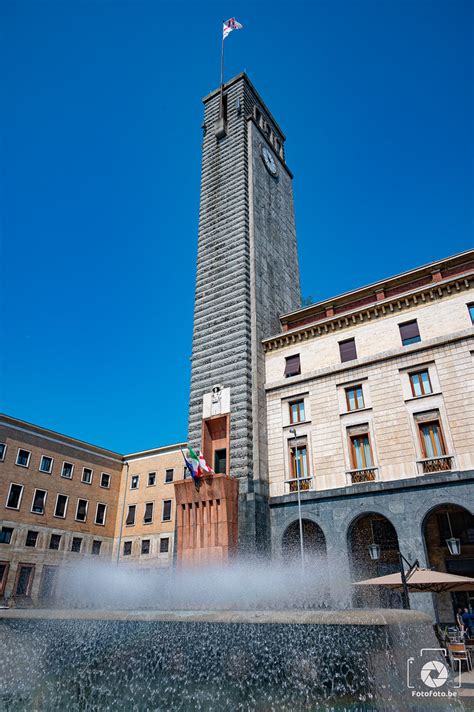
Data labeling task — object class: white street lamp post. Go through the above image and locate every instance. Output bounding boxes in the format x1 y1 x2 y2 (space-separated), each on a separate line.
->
290 427 305 573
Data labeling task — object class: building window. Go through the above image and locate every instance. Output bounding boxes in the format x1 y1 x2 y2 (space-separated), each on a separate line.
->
123 541 132 556
39 565 58 600
409 370 432 397
141 539 150 555
0 562 9 595
165 469 174 483
339 338 357 363
100 473 111 488
289 400 305 424
345 385 364 411
162 500 172 522
148 472 156 486
61 462 74 479
25 530 39 548
349 432 374 470
0 527 14 544
214 449 227 475
289 441 310 491
418 420 447 459
6 483 23 510
399 319 421 346
71 537 82 553
14 564 34 596
76 498 88 522
39 455 53 473
131 475 139 489
16 449 31 468
144 502 154 524
284 354 301 377
0 443 7 461
54 494 68 518
92 540 102 556
82 468 93 484
95 503 107 526
31 489 47 515
160 537 170 554
468 303 474 324
49 534 61 550
126 505 136 526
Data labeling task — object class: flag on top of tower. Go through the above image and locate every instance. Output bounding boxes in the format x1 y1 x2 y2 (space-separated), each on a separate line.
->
223 17 243 40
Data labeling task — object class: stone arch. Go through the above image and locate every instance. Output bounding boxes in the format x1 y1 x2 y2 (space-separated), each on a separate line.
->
347 511 402 609
422 502 474 623
414 497 474 543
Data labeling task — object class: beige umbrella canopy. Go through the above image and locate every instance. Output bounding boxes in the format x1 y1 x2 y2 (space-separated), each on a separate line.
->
353 567 474 593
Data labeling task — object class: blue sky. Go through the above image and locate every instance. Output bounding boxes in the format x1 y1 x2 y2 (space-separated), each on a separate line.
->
1 1 472 453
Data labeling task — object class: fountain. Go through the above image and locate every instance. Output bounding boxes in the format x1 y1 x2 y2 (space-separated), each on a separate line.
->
0 560 466 710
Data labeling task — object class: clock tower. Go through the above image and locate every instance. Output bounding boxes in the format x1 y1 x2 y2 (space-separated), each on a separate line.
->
188 73 301 555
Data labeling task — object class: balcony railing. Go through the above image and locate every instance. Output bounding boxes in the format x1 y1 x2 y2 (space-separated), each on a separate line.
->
418 456 453 474
346 467 378 485
285 477 313 494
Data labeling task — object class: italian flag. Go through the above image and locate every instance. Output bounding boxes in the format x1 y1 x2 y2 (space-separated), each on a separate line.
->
199 450 214 475
187 447 201 480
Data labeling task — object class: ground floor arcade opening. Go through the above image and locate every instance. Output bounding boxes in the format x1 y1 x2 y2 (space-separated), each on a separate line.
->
423 503 474 624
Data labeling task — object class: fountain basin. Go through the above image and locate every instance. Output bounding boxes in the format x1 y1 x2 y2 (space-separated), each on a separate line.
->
0 609 464 711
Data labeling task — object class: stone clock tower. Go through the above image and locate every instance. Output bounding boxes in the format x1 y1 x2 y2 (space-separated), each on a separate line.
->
188 73 301 555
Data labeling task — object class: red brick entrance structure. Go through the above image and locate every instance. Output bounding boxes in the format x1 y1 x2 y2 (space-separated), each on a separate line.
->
174 475 239 565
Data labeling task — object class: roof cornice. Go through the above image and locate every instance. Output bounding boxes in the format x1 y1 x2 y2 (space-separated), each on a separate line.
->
0 414 123 462
280 249 474 327
263 271 474 353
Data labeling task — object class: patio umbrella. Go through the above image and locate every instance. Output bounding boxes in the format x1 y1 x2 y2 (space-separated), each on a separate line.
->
353 567 474 593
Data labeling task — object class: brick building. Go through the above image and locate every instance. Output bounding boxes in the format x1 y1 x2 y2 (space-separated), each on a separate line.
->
0 414 184 603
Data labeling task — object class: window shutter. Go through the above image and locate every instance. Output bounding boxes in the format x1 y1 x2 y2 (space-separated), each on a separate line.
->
347 423 370 436
414 410 439 424
399 320 420 340
126 506 135 525
34 490 45 508
284 354 301 377
339 338 357 363
144 503 153 521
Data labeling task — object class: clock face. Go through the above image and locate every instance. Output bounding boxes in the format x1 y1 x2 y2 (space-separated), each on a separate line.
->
262 145 278 177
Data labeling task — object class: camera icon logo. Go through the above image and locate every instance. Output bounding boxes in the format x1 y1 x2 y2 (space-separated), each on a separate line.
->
420 660 449 688
407 647 461 695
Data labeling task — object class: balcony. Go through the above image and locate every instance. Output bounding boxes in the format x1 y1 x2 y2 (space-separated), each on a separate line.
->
285 477 313 494
418 456 453 474
346 467 378 485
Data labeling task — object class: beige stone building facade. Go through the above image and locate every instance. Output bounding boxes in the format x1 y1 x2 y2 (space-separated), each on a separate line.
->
0 414 184 603
265 251 474 495
264 249 474 621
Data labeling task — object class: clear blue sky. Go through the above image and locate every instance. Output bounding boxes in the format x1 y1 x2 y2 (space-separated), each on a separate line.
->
1 1 472 453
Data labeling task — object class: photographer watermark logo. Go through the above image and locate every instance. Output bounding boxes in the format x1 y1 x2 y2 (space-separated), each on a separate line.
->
420 660 448 688
407 648 460 698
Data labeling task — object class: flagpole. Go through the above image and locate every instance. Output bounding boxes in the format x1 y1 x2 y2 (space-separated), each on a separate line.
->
220 20 225 119
180 448 189 479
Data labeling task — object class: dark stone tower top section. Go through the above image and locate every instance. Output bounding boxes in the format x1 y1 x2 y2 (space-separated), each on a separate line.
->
202 72 288 163
188 73 301 553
